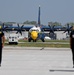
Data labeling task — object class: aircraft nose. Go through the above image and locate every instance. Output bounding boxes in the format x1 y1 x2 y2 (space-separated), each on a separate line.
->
31 31 38 40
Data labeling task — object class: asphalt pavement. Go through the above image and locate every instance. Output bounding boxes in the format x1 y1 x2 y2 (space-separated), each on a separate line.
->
0 47 74 75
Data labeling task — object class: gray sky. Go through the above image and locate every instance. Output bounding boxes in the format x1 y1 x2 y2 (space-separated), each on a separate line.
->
0 0 74 25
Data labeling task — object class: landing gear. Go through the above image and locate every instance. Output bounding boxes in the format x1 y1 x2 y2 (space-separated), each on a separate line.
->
41 39 45 42
28 38 31 42
28 38 37 42
28 32 45 42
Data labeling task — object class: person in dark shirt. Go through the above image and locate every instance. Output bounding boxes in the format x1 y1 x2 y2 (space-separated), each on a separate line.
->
70 26 74 68
0 26 5 67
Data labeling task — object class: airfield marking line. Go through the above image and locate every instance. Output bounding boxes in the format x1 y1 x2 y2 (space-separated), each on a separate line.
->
50 69 74 72
3 47 70 51
4 46 70 49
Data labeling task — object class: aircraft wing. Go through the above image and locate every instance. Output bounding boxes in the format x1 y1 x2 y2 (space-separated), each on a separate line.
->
40 25 65 31
5 26 33 31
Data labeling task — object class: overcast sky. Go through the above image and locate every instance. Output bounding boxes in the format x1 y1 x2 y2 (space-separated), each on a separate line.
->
0 0 74 25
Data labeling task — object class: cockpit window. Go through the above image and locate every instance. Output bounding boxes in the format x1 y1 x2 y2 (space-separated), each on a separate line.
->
30 29 39 32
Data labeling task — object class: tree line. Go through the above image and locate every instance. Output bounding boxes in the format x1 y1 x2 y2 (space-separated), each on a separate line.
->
24 21 74 26
23 21 74 26
2 20 74 26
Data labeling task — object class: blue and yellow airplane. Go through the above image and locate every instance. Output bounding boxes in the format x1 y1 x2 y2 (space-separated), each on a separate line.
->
0 6 73 42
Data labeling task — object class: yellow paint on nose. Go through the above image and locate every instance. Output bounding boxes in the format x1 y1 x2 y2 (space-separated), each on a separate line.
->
31 31 38 40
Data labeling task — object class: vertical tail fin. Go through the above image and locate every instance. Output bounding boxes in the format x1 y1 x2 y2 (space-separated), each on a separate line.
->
38 5 41 26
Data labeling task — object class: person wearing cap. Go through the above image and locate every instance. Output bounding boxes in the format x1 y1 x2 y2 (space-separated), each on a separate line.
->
70 26 74 68
0 26 5 67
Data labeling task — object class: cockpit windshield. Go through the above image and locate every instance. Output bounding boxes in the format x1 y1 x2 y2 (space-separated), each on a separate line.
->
29 26 40 32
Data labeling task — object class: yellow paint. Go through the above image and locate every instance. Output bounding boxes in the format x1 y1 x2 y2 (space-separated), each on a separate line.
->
31 31 38 40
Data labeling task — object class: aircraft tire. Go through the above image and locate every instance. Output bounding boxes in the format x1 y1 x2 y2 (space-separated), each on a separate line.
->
28 38 31 42
42 39 45 42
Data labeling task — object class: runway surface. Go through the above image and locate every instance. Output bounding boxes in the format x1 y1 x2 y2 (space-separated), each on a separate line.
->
0 47 74 75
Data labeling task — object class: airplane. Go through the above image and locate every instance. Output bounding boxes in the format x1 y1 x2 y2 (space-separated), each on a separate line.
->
0 6 73 42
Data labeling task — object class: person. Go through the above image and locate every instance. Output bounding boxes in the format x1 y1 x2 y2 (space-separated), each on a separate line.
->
70 26 74 68
0 26 5 66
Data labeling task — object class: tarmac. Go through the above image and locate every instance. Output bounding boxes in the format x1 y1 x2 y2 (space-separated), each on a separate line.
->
0 46 74 75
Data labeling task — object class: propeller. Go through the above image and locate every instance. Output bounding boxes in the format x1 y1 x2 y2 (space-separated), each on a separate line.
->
16 24 25 35
0 23 9 32
63 23 73 35
48 25 55 33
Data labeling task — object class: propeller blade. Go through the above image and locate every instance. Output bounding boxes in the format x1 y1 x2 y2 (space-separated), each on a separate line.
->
20 32 22 35
17 24 20 27
16 31 18 34
67 23 69 28
68 30 70 34
21 25 24 28
70 26 73 29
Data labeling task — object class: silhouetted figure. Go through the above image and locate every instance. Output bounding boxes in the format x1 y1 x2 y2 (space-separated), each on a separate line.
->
70 26 74 68
0 26 5 67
